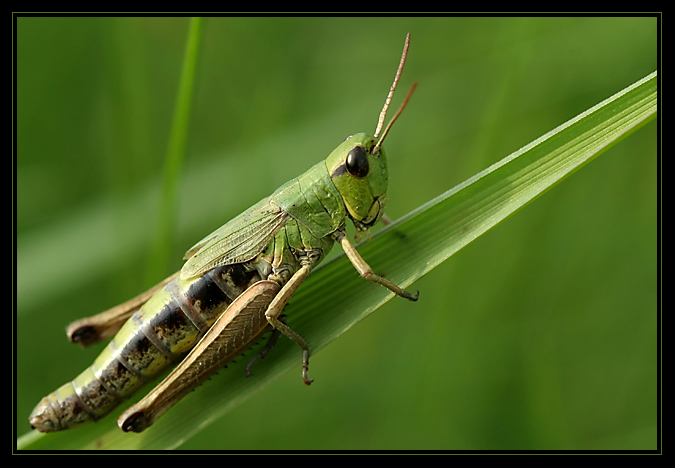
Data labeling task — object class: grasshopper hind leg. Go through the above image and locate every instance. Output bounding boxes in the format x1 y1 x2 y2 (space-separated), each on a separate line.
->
244 315 285 378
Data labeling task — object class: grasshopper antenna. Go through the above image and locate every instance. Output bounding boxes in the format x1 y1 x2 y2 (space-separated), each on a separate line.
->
373 33 417 155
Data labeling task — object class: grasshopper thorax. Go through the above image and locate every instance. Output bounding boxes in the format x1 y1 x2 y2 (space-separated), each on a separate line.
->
326 133 388 229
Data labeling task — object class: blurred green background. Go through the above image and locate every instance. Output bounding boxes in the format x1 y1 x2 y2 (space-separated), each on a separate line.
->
16 16 657 450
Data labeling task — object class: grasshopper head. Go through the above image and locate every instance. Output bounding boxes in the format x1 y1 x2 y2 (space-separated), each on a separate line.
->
326 33 416 236
326 133 388 231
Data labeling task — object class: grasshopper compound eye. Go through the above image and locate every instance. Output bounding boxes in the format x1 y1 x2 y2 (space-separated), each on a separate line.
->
346 146 369 178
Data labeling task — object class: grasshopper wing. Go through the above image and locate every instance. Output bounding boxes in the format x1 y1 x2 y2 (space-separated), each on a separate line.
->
181 198 289 279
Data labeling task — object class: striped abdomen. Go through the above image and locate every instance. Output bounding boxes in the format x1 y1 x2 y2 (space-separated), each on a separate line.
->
29 264 261 432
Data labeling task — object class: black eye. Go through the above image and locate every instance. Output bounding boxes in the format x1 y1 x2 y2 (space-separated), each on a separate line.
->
346 146 369 178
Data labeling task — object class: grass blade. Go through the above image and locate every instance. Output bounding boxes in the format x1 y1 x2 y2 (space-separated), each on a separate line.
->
145 17 203 283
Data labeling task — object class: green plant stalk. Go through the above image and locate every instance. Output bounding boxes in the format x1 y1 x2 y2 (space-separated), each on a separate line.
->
145 17 203 285
17 71 656 450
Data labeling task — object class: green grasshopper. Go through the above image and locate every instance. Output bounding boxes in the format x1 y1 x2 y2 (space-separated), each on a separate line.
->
29 34 418 434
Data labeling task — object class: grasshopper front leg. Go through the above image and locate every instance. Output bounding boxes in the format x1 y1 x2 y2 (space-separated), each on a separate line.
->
332 229 419 302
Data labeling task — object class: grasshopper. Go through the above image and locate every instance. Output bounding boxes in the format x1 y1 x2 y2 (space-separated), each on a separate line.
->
29 34 418 434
